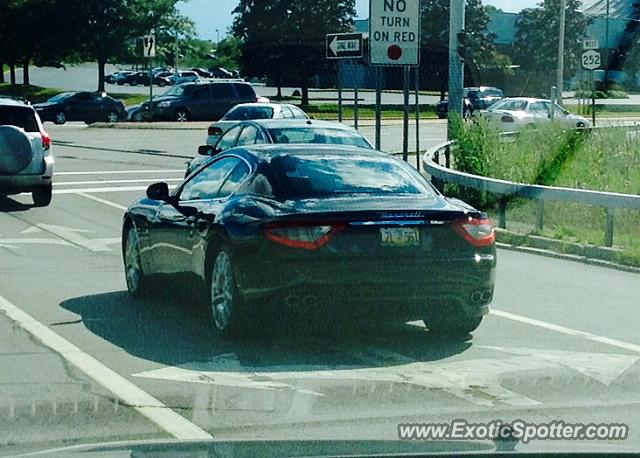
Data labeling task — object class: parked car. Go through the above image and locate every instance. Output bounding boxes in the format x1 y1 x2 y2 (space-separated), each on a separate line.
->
465 87 504 110
190 119 372 175
191 67 212 78
33 92 126 125
208 67 236 79
436 97 474 119
106 71 133 85
121 71 150 86
139 82 265 122
206 103 309 144
0 99 54 206
169 71 200 86
122 144 495 337
126 104 144 122
477 97 590 131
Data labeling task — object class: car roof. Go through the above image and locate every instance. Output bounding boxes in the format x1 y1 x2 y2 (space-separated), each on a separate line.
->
0 97 32 107
231 144 388 161
248 119 357 130
499 97 547 103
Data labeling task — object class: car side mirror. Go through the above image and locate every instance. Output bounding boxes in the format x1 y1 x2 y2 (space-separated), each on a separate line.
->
146 182 170 201
198 145 220 156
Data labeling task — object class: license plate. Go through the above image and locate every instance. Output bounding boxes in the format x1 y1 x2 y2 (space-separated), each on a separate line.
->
380 227 420 247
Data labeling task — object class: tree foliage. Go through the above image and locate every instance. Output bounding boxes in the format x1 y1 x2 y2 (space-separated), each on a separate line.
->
232 0 356 104
513 0 591 94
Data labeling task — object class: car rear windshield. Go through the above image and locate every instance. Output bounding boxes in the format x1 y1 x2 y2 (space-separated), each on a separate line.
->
48 92 74 102
224 106 274 121
270 154 434 199
267 127 371 148
233 83 257 98
0 106 40 132
490 99 527 111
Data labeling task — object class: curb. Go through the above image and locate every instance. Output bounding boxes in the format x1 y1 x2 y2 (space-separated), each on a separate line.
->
495 230 640 274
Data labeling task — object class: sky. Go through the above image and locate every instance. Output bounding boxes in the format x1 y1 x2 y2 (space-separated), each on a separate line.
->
178 0 540 41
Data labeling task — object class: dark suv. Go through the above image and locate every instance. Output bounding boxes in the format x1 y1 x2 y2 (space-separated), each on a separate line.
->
140 82 262 122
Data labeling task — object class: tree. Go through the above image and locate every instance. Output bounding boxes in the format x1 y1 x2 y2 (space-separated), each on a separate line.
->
67 0 191 92
232 0 356 105
417 0 509 98
513 0 591 95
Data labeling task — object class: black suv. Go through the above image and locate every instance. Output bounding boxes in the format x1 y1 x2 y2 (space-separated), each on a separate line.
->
140 82 261 122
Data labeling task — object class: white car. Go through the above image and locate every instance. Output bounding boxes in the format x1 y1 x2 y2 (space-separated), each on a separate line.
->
206 103 309 145
0 99 54 206
478 97 589 132
169 71 200 85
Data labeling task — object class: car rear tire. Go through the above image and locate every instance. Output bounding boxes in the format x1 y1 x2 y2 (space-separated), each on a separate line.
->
123 226 152 298
130 81 137 87
209 248 244 338
32 184 52 207
175 110 189 122
424 316 483 340
107 111 119 123
54 112 66 125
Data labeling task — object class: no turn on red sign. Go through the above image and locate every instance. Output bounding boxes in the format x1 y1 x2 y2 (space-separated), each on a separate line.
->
369 0 421 66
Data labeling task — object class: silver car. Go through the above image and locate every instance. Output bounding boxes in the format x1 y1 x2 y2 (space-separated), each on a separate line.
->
206 103 308 145
0 99 54 206
478 97 589 132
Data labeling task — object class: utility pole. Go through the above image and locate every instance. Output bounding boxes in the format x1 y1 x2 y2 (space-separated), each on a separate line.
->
557 0 566 106
604 0 610 87
448 0 465 140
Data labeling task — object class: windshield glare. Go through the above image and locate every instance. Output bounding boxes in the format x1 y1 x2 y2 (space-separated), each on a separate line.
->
224 106 274 120
268 127 372 148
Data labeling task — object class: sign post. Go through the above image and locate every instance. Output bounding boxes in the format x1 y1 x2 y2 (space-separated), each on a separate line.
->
142 34 156 121
581 42 600 127
369 0 421 159
326 32 363 126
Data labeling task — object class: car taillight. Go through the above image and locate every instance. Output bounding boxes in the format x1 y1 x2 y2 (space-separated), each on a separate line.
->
453 217 495 247
264 223 346 250
41 131 51 150
208 126 223 136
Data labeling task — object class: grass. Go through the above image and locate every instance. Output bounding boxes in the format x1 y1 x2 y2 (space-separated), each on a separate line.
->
0 83 148 107
304 103 439 120
450 120 640 266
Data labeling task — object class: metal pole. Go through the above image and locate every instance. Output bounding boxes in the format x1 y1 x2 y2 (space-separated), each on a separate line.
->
557 0 566 106
337 63 343 123
403 66 410 162
148 58 154 121
375 67 381 150
604 0 610 87
415 67 420 171
448 0 465 139
592 70 596 127
354 86 359 130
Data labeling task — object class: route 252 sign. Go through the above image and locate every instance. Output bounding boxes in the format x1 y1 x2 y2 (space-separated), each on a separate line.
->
581 50 601 70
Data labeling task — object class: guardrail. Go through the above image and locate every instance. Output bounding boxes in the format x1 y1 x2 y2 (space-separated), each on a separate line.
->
423 138 640 248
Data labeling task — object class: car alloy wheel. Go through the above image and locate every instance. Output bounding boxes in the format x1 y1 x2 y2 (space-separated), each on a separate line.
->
124 227 149 297
107 112 119 123
54 112 66 125
176 110 189 122
210 250 240 334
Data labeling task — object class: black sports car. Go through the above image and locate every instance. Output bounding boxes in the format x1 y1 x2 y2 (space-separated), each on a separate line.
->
34 92 126 125
122 145 496 338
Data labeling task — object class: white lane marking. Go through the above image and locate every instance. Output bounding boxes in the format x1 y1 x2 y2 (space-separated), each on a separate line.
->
56 169 184 176
492 309 640 354
37 224 118 252
0 294 213 440
77 193 128 211
55 178 183 186
53 186 153 194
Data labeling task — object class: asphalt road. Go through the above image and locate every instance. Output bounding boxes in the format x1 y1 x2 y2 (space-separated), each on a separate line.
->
1 124 640 455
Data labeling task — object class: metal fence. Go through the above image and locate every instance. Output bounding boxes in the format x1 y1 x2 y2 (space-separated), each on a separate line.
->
423 140 640 248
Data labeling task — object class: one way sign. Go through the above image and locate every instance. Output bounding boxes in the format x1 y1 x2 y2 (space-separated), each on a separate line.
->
142 34 156 58
326 33 363 59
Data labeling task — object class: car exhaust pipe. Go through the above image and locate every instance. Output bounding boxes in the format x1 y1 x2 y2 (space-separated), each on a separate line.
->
302 295 318 309
470 291 485 305
285 295 301 308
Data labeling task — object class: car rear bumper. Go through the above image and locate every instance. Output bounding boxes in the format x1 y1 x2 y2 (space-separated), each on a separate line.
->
235 252 496 322
0 156 53 194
